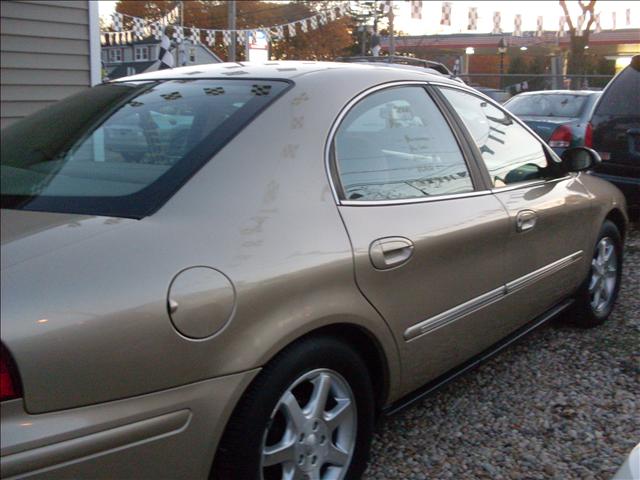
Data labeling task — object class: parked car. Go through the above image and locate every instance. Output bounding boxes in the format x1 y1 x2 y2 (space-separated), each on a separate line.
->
589 55 640 209
0 61 628 480
504 90 601 156
612 443 640 480
335 55 463 82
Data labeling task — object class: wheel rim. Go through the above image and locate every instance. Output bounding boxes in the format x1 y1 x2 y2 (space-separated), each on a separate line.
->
589 236 617 314
260 368 357 480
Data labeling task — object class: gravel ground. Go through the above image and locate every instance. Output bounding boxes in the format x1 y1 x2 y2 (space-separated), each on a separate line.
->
364 222 639 480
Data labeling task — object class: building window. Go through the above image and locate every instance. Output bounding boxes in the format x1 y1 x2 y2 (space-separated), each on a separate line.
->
108 49 123 63
126 66 136 76
135 46 149 62
189 48 196 63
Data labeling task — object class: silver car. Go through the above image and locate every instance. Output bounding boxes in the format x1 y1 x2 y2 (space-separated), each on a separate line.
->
0 61 628 479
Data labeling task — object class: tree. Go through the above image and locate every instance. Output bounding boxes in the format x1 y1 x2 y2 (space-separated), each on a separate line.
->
559 0 597 87
114 0 355 61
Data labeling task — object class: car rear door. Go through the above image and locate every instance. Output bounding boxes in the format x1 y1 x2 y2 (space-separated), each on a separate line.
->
329 83 513 395
437 86 593 325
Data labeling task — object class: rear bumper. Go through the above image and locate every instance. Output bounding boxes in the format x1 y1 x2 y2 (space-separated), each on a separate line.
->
0 369 259 479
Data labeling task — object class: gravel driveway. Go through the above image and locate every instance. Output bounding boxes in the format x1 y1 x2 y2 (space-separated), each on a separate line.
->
364 222 639 480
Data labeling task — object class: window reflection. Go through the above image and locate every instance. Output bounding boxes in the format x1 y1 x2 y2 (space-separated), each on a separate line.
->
335 87 473 201
441 88 550 188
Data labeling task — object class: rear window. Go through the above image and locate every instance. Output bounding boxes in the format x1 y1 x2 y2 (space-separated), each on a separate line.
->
505 94 588 117
594 65 640 117
1 79 290 218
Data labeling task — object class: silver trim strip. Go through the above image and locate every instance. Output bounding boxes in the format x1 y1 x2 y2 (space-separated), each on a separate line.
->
404 250 584 342
489 175 573 194
506 250 583 293
404 286 505 341
341 189 492 206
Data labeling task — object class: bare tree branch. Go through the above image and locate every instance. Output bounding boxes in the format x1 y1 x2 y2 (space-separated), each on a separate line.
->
559 0 575 34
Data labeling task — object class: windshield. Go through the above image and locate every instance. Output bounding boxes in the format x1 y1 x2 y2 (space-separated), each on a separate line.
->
1 79 290 218
505 94 589 118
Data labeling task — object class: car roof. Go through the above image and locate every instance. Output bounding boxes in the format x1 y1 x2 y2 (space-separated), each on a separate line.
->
113 60 460 87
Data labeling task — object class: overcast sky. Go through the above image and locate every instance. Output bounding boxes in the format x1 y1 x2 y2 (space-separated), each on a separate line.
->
97 1 639 35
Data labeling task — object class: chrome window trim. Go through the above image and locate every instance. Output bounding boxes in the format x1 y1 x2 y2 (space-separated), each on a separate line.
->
489 174 574 194
324 80 479 207
341 189 492 207
404 250 584 342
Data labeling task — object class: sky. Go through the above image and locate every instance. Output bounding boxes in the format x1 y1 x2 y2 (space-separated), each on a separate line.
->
97 1 639 35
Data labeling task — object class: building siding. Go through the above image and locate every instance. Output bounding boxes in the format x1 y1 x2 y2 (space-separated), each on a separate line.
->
0 0 94 128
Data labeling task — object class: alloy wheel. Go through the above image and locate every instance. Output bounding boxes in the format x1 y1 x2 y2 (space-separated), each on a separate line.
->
589 236 618 314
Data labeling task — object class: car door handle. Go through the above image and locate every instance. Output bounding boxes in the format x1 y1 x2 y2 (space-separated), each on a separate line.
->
516 210 537 233
369 237 414 270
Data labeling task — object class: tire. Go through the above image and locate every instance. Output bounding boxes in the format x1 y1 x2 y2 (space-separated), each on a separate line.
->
210 336 375 480
568 220 623 328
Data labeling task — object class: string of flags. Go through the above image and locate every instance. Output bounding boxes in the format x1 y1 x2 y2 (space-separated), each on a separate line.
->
101 3 349 47
403 1 634 35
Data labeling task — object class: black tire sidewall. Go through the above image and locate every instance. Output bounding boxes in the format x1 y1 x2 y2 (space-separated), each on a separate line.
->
211 336 375 480
573 220 623 326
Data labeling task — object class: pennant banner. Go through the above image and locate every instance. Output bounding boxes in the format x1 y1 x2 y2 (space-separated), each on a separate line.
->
595 13 601 34
132 17 145 39
492 11 502 34
558 15 566 37
514 14 522 37
190 27 200 44
468 7 478 31
441 2 452 26
206 29 215 45
536 16 543 37
612 11 616 30
411 1 422 20
111 12 123 32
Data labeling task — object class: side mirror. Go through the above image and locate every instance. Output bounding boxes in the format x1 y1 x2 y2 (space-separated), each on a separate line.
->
560 147 601 172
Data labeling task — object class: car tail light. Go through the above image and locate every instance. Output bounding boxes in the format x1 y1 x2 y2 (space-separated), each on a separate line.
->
1 344 22 401
549 125 572 148
584 122 593 148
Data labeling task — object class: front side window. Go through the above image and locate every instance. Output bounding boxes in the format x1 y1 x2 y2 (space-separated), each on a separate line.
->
334 86 473 201
1 79 290 217
440 88 555 188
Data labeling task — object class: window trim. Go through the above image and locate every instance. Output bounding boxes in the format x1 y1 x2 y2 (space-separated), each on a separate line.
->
431 82 571 192
325 81 486 206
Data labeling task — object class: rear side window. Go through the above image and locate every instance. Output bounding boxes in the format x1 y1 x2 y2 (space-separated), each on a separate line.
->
334 86 473 201
505 94 588 117
594 66 640 116
1 79 289 218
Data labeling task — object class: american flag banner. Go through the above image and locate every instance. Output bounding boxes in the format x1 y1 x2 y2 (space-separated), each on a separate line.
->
441 2 452 26
190 27 200 44
536 16 543 37
173 26 184 43
158 28 174 70
468 7 478 30
492 11 502 34
612 12 616 30
288 23 297 37
626 8 631 26
223 30 231 46
595 13 601 33
150 22 162 40
558 15 566 37
132 17 145 39
300 19 308 33
111 12 123 32
310 16 318 30
576 14 584 36
514 15 522 36
411 1 422 20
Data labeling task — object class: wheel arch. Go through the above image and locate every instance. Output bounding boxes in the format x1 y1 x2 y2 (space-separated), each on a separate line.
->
605 207 628 243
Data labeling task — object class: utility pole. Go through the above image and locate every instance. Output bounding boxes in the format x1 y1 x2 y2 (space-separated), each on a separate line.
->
228 0 236 62
388 5 395 57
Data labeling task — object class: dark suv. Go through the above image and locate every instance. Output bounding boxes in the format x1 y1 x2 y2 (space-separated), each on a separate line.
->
589 55 640 208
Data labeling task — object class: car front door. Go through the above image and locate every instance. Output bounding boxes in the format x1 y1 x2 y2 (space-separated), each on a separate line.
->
330 84 513 396
437 86 594 325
